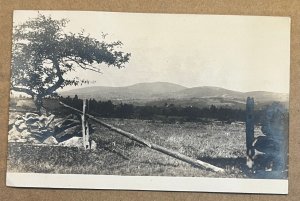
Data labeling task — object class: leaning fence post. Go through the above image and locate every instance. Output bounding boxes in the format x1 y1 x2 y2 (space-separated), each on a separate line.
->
246 97 254 155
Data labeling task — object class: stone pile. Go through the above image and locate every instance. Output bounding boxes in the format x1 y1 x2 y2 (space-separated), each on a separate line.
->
9 112 55 144
8 112 96 150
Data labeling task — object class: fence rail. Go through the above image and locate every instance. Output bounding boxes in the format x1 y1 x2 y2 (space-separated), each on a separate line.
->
59 101 225 173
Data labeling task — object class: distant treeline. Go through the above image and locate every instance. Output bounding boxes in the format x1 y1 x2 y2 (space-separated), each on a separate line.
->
59 95 264 123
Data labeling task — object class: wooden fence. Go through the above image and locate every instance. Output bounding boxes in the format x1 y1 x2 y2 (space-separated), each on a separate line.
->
60 96 287 174
59 101 225 173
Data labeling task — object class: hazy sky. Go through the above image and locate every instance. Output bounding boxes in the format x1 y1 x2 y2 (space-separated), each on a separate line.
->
13 11 290 93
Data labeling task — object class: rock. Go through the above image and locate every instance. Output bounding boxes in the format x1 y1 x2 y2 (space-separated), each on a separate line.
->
28 122 40 130
14 119 24 126
52 117 64 125
26 136 41 144
9 119 15 127
8 125 17 135
30 130 44 139
27 137 36 142
16 139 27 143
40 128 51 133
15 115 23 120
8 125 22 140
28 137 40 144
33 139 41 144
25 112 39 119
21 130 31 138
9 135 21 141
38 115 49 127
58 137 97 150
8 135 21 142
90 140 97 150
58 136 83 148
25 117 40 125
45 114 55 128
18 123 27 131
43 136 58 145
39 114 48 121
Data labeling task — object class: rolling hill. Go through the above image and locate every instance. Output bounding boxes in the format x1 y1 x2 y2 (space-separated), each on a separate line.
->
60 82 187 100
59 82 289 108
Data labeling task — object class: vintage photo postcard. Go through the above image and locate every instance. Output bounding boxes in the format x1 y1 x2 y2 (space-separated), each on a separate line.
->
6 10 290 194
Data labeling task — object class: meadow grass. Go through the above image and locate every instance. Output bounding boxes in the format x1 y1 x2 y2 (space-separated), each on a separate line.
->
7 118 261 178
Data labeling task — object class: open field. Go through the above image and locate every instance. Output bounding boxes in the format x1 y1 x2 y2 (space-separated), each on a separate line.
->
7 116 264 178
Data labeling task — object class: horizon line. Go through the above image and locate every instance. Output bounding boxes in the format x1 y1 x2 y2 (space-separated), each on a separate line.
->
58 81 289 94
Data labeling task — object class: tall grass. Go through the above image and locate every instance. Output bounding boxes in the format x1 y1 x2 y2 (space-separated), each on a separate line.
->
8 118 258 178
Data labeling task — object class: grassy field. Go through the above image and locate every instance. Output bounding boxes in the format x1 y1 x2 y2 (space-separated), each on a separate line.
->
7 115 264 178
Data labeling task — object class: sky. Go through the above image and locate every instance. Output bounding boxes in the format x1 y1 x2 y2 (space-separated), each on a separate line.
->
13 11 290 93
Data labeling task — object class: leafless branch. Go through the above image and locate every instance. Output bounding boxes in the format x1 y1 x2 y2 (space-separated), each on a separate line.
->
65 56 102 73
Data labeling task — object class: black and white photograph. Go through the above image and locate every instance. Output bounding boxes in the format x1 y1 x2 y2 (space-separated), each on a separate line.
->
6 10 290 194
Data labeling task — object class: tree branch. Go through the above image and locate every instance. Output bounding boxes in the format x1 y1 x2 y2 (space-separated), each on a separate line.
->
12 86 36 96
41 56 64 97
65 56 102 73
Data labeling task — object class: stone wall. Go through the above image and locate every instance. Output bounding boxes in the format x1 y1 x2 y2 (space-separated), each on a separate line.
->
8 112 96 150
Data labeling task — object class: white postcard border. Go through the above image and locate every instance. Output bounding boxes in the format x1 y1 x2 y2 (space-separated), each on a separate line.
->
6 173 288 194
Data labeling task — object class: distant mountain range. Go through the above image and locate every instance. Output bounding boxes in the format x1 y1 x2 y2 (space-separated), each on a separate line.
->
60 82 186 100
59 82 289 108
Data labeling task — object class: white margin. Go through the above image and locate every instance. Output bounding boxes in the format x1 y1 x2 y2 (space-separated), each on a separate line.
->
6 173 288 194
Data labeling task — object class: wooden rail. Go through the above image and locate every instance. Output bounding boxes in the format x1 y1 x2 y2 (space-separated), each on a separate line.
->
59 101 225 173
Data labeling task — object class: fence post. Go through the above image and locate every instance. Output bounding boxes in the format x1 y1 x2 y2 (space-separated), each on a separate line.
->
246 97 254 155
85 115 90 150
81 99 90 150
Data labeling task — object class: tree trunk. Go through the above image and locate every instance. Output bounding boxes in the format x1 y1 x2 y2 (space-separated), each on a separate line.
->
33 95 43 115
